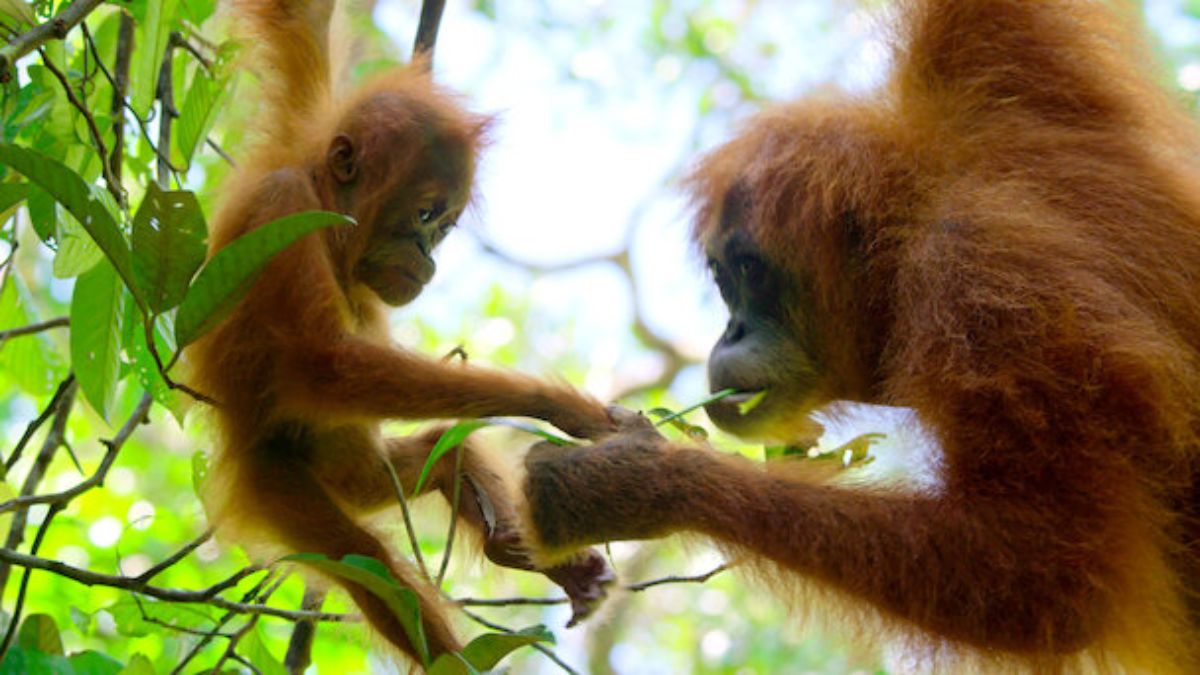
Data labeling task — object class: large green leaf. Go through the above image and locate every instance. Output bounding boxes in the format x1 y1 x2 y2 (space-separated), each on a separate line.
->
0 144 135 296
70 260 125 420
283 553 431 667
429 626 555 674
174 211 350 347
412 420 491 497
131 184 207 312
131 0 179 118
0 181 27 216
53 206 103 278
172 70 229 170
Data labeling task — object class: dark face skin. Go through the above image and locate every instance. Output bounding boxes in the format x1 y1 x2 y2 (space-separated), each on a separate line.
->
326 133 471 306
702 201 827 443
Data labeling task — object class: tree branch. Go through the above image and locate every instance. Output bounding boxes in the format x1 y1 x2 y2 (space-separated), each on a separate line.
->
0 316 68 343
0 393 151 515
0 0 106 81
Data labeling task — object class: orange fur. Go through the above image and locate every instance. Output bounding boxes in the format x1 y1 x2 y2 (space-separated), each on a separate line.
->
190 0 614 664
525 1 1200 671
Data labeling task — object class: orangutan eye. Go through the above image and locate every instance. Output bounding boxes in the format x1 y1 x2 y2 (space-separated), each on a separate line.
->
418 199 448 225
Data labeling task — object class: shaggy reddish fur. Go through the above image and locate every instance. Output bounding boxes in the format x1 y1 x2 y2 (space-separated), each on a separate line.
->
525 1 1200 671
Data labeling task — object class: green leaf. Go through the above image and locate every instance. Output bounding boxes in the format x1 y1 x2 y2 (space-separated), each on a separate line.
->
131 184 207 312
0 182 27 215
70 260 125 420
125 302 188 423
283 553 431 667
174 210 351 347
17 614 62 655
0 144 135 296
0 279 65 396
172 70 229 170
24 185 56 242
105 599 213 638
428 652 480 675
653 388 736 428
131 0 179 118
412 420 491 497
117 653 156 675
67 650 124 675
53 206 103 278
737 389 768 415
240 626 287 675
459 626 554 671
0 0 34 26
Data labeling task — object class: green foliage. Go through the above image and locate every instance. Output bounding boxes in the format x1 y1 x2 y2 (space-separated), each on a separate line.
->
173 210 350 347
130 184 206 314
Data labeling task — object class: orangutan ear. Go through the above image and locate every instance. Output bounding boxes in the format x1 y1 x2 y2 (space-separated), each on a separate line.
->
328 133 358 184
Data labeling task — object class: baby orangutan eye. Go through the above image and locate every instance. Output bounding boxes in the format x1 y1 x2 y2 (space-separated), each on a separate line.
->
418 199 449 225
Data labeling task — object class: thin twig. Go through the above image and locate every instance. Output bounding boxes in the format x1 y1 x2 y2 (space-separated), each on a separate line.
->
0 502 63 662
0 0 107 81
37 48 125 206
0 393 151 515
456 563 730 607
172 569 282 674
435 445 465 588
206 137 236 166
106 14 134 185
384 461 430 581
0 316 68 343
143 318 218 404
0 380 76 597
6 374 74 471
0 547 347 622
155 39 176 189
461 608 579 675
135 529 214 583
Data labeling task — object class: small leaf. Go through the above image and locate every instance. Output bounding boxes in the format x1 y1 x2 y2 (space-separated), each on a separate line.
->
736 389 768 415
17 614 62 655
486 418 575 446
174 211 351 347
459 626 554 670
117 654 156 675
70 261 125 420
653 388 736 428
240 626 287 675
172 70 229 170
412 420 491 497
67 650 124 675
283 553 431 667
0 144 136 297
131 184 207 312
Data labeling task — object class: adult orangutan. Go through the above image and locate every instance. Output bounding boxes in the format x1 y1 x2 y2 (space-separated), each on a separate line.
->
188 0 615 662
522 0 1200 671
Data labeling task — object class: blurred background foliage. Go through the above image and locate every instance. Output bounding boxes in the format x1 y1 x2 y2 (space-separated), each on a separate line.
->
2 0 1200 673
